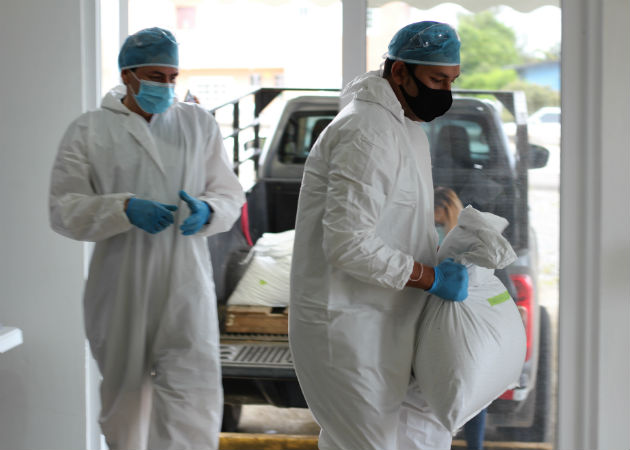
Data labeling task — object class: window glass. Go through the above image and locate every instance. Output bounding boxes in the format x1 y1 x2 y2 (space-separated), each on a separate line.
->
127 0 342 105
99 0 120 98
278 112 336 164
541 113 560 123
425 119 491 164
367 4 561 447
103 2 561 448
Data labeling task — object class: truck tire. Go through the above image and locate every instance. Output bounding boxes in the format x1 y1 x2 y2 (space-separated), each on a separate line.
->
499 305 552 442
221 403 242 432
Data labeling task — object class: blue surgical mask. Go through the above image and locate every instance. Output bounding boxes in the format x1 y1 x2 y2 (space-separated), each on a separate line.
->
436 224 446 245
130 71 175 114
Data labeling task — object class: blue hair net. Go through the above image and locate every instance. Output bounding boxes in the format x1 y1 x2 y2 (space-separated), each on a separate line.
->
118 27 179 70
386 21 460 66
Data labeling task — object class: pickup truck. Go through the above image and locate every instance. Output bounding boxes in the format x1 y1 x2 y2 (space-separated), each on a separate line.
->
207 87 552 442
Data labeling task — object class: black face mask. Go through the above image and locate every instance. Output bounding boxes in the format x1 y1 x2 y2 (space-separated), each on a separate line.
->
400 63 453 122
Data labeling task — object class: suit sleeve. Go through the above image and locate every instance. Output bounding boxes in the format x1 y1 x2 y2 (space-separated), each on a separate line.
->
196 113 246 237
321 132 414 290
49 117 134 242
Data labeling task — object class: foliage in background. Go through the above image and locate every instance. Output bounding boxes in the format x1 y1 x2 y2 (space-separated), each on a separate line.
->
503 79 560 114
456 68 518 90
521 42 561 65
455 10 559 113
457 11 521 76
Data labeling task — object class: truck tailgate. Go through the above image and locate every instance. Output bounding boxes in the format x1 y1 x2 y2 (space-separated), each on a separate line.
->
220 305 294 379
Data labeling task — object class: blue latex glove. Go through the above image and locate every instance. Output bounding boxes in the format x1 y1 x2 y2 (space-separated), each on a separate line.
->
125 197 178 234
179 190 211 235
428 258 469 302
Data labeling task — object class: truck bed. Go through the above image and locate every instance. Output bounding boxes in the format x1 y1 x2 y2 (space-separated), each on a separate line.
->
219 305 293 380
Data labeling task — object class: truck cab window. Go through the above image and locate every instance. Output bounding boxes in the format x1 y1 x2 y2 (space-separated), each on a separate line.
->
278 113 336 164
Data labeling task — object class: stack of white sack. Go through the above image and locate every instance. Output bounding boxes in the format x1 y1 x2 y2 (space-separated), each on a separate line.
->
413 205 526 433
226 229 295 307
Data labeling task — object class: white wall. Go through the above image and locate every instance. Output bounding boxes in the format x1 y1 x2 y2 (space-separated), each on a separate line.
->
0 1 100 449
342 0 366 88
558 0 630 449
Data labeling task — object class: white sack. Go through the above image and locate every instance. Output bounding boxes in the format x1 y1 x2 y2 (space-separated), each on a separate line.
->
414 206 526 432
227 229 295 307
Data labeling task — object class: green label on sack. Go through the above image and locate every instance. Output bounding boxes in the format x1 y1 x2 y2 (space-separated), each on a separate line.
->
487 291 510 306
259 280 268 286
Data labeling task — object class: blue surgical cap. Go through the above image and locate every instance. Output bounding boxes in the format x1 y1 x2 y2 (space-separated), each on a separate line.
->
118 27 179 70
386 21 460 66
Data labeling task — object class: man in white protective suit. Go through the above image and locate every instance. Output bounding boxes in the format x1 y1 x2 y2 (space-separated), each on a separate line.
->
49 27 245 450
289 21 468 450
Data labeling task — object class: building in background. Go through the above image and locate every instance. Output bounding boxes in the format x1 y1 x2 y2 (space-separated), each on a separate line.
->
128 0 343 106
513 60 560 91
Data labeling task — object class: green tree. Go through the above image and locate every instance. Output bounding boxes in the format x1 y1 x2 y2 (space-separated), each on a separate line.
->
457 10 522 76
457 68 518 90
455 10 559 112
503 79 560 114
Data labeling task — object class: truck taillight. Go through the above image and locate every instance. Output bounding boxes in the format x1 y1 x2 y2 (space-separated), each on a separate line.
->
510 273 534 361
498 274 535 401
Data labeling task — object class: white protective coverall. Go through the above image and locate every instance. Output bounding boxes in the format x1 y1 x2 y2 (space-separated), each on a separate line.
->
289 71 452 450
50 86 245 450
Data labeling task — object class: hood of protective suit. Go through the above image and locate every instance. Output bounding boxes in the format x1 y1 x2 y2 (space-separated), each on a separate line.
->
101 85 131 113
340 71 406 124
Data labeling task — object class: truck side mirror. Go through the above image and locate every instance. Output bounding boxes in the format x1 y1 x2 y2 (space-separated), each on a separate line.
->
528 144 550 169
